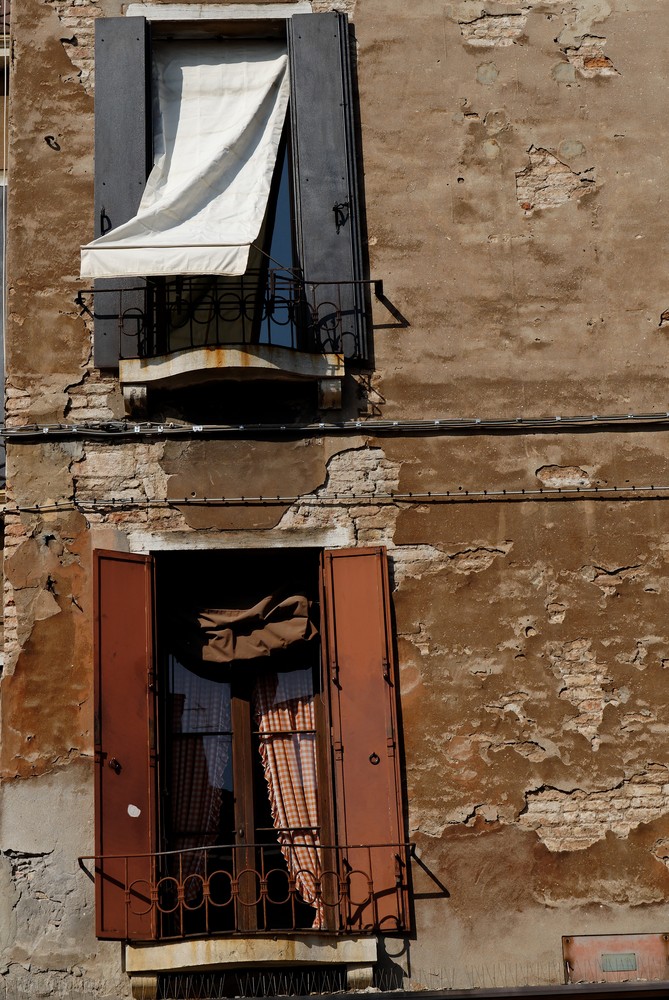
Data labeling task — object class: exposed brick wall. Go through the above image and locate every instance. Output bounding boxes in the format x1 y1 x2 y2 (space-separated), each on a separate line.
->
519 765 669 851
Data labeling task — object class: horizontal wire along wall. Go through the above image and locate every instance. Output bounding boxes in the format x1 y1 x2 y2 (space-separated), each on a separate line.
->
4 483 669 514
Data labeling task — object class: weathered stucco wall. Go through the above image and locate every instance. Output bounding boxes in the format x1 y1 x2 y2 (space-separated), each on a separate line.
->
4 0 669 996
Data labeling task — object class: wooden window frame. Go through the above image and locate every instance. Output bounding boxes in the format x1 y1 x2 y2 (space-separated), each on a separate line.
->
93 546 408 942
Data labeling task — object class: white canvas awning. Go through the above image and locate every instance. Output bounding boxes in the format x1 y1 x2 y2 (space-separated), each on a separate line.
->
81 39 290 279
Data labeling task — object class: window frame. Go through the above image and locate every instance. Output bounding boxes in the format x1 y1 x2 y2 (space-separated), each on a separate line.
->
91 546 409 943
90 9 368 374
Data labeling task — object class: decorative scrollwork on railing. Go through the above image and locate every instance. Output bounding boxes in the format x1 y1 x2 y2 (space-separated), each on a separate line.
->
79 841 410 940
78 271 375 361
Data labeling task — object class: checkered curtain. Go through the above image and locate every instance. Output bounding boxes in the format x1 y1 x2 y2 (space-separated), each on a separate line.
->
254 669 324 929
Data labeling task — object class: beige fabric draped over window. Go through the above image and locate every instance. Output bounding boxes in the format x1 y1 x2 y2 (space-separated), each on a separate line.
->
178 592 318 665
80 39 289 279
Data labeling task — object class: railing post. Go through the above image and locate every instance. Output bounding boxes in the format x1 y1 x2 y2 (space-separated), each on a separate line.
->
124 855 129 940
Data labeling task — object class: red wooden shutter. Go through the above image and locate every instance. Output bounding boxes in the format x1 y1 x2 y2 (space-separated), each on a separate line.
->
94 550 157 940
321 547 409 932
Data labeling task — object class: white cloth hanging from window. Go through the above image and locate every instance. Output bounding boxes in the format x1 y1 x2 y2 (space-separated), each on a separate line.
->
80 39 289 279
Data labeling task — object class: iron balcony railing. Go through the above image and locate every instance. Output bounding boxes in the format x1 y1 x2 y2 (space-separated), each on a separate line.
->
78 841 411 941
77 272 381 362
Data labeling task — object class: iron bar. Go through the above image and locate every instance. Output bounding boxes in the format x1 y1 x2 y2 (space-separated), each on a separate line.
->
79 841 411 939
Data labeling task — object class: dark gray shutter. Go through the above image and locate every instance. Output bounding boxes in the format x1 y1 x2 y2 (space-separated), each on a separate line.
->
93 17 151 369
288 13 366 361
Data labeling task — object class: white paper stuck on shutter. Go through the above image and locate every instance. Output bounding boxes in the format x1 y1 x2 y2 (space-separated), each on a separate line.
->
80 39 289 279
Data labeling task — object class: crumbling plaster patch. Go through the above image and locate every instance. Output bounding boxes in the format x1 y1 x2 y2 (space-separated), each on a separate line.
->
459 11 527 47
312 0 355 12
65 370 123 423
392 540 513 591
546 638 619 749
277 445 401 546
515 146 595 213
72 441 190 533
0 768 130 997
45 0 102 94
564 34 619 78
535 465 591 488
448 1 613 50
519 765 669 851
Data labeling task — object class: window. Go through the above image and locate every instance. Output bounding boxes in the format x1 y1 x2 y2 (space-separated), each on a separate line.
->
82 11 368 389
91 547 409 942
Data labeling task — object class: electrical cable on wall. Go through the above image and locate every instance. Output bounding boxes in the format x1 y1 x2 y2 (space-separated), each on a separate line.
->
4 481 669 515
6 409 669 441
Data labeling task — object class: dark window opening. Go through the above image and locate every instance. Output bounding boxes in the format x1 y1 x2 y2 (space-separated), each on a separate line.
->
156 549 327 937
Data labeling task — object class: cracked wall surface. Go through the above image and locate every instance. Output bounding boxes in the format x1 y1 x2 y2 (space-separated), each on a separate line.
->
6 0 669 993
515 146 596 213
519 766 669 851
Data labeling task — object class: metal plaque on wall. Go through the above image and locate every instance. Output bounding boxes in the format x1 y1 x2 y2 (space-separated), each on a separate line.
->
563 933 669 984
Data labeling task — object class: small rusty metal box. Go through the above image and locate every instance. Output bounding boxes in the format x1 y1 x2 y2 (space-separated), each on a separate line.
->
563 933 669 984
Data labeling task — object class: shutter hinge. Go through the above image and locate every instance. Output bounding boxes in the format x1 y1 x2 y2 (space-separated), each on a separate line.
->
382 656 390 682
386 735 396 757
333 739 344 761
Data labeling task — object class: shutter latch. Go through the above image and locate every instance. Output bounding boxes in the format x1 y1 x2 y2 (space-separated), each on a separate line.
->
332 201 350 234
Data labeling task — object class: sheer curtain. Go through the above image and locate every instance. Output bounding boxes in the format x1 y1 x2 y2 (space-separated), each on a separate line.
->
253 668 324 928
169 657 231 881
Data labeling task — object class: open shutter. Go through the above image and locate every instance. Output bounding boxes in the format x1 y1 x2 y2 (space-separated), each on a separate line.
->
93 17 151 368
288 13 367 361
321 547 409 932
94 550 157 940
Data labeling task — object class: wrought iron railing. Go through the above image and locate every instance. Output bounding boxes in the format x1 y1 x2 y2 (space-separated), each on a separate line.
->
77 272 380 361
78 841 410 940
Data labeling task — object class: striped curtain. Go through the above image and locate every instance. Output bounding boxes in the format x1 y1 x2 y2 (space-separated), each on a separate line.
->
254 669 324 929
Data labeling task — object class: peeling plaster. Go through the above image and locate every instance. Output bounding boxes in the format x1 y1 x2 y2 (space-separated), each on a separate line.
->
546 638 618 749
516 146 596 213
459 11 527 47
536 465 591 488
392 541 513 588
45 0 101 94
519 765 669 851
564 34 619 78
278 445 401 546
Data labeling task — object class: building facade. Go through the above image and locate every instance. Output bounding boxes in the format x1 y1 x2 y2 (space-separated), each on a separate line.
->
2 0 669 998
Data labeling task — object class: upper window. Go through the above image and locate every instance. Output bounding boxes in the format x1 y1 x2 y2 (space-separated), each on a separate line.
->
81 12 368 389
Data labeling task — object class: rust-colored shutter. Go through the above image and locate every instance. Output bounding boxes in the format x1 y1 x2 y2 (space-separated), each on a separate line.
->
321 547 409 932
94 550 157 940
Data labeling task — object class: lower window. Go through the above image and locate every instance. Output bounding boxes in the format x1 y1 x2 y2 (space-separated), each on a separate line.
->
90 546 409 941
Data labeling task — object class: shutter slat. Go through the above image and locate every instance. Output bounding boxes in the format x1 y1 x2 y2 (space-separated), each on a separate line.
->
93 18 151 368
322 547 409 932
288 13 367 361
94 550 156 941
